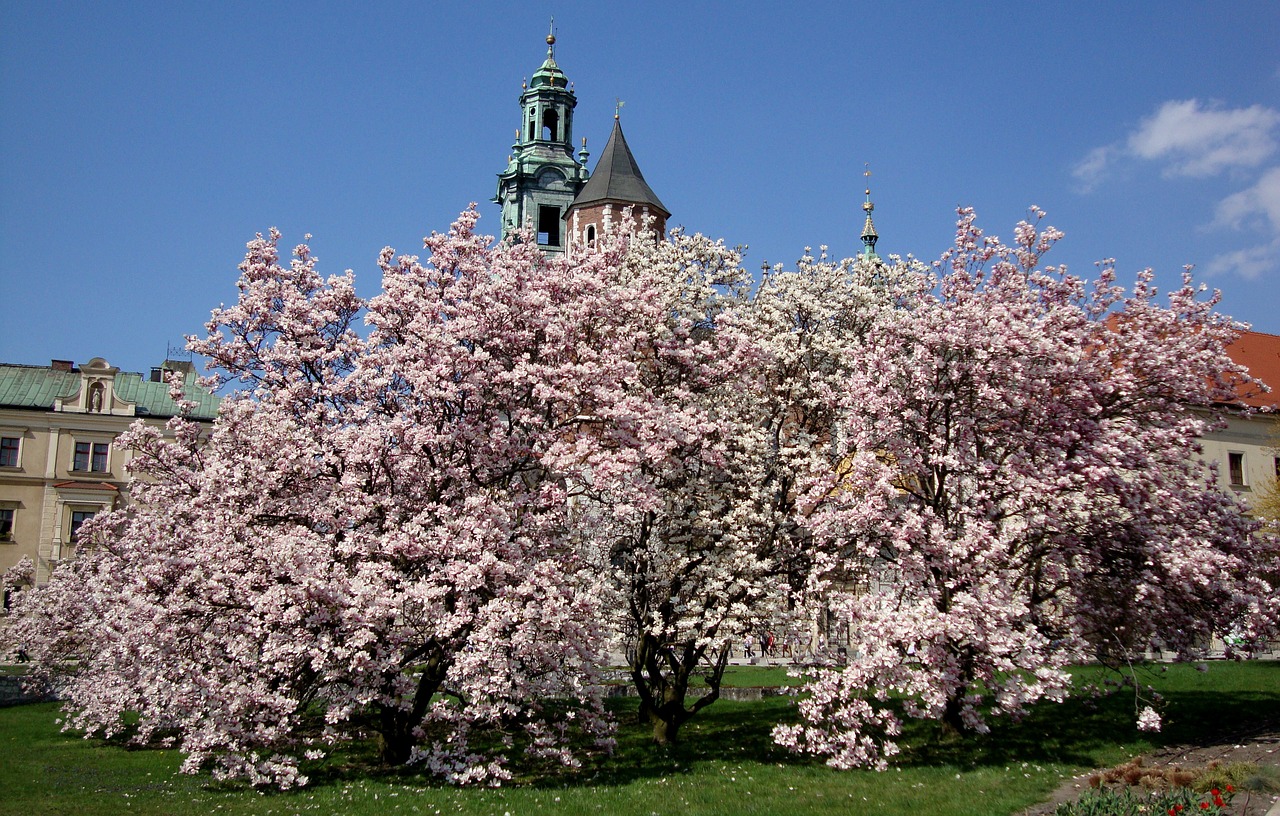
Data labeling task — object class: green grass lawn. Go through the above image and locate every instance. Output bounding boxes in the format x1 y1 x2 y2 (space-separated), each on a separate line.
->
2 661 1276 816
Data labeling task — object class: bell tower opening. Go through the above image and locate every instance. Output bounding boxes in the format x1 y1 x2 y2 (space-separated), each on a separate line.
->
538 205 561 247
542 108 559 141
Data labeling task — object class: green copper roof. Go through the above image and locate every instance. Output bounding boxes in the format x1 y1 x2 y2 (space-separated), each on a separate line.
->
0 362 220 421
569 118 669 216
0 366 74 409
530 34 568 89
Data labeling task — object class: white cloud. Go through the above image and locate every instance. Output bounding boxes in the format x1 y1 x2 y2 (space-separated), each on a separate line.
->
1213 166 1280 232
1205 238 1280 281
1076 99 1280 281
1128 100 1280 177
1071 146 1117 193
1208 168 1280 280
1074 99 1280 187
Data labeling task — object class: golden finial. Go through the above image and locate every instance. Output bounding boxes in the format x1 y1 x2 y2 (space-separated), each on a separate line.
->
547 17 556 48
615 98 625 120
863 164 874 213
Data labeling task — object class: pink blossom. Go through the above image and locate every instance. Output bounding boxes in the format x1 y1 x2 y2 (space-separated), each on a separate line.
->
1137 706 1162 732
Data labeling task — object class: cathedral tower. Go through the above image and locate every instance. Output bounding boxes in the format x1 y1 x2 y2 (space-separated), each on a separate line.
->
493 30 590 254
565 113 670 251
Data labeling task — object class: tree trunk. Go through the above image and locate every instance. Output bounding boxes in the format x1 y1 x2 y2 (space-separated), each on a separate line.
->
940 692 966 738
376 704 416 765
630 633 693 745
375 650 448 766
940 644 974 737
650 704 684 745
630 634 729 746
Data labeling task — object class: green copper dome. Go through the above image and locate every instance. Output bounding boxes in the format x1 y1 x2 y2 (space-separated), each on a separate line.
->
530 34 567 88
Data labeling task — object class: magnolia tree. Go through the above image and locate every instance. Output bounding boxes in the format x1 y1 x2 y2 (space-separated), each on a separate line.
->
579 228 763 746
4 209 661 786
775 208 1279 769
1 556 33 626
576 224 932 745
5 203 1276 781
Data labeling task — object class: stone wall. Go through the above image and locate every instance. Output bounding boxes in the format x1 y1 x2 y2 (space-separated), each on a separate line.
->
604 684 790 701
0 674 57 706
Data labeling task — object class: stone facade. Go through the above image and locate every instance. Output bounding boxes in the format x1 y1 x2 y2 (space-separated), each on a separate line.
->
1202 329 1280 506
0 357 219 593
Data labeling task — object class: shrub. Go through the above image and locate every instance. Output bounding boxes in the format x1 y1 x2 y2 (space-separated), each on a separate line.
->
1055 783 1237 815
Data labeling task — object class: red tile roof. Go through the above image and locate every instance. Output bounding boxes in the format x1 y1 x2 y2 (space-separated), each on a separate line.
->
1225 329 1280 410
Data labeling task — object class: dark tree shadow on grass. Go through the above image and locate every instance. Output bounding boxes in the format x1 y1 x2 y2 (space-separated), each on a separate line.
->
60 662 1278 796
902 662 1280 771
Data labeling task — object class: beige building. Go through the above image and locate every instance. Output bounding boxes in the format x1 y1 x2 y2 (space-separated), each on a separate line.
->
1203 330 1280 508
0 357 219 597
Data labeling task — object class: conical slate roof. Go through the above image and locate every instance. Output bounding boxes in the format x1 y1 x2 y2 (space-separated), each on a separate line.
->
569 119 669 217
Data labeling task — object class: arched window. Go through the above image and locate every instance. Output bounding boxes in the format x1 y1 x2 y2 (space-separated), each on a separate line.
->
542 108 559 141
585 224 596 247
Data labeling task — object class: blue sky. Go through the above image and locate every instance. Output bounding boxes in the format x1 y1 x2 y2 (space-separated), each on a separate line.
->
3 1 1279 375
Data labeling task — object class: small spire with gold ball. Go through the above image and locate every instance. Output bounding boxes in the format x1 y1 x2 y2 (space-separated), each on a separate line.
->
861 164 880 260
